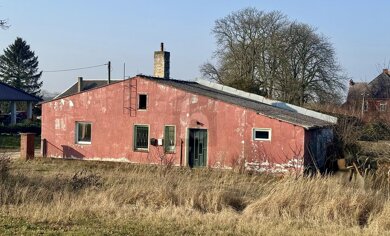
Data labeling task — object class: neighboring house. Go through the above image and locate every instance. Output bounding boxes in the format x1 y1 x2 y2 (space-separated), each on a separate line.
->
344 69 390 121
41 45 336 173
0 81 42 125
53 78 119 100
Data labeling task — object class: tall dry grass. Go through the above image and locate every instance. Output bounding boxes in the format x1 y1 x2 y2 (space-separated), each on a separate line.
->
1 158 390 235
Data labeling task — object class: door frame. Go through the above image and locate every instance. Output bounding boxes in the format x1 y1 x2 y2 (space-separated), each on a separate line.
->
186 128 208 168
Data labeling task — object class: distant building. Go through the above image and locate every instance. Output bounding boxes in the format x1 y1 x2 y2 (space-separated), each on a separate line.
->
0 82 41 125
41 44 337 174
345 69 390 121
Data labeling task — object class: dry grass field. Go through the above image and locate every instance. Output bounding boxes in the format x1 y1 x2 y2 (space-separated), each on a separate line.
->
1 154 390 235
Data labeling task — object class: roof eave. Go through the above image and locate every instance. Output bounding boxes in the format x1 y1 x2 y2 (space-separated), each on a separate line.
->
0 82 42 102
256 112 333 130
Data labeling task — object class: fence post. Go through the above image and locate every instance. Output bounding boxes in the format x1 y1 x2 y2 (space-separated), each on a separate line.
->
20 133 35 160
41 138 47 158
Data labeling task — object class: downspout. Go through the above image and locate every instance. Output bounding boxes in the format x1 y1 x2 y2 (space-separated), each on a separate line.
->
180 139 183 167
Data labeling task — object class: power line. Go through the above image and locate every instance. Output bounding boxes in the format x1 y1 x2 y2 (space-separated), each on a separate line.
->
43 63 107 73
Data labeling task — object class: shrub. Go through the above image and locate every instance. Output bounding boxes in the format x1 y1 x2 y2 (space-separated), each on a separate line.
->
360 121 390 141
0 120 41 135
70 169 102 190
331 115 363 162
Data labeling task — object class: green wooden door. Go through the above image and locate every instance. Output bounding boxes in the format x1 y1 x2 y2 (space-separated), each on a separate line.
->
188 129 207 168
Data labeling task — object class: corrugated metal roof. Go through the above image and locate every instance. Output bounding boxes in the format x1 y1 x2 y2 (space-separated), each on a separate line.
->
0 82 41 102
197 79 337 124
138 75 333 129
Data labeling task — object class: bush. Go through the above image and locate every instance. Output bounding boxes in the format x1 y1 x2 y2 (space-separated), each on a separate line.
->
360 121 390 141
0 120 41 135
70 169 102 190
333 115 363 158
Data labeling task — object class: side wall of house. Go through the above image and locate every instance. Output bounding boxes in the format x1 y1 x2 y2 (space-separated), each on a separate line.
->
42 77 307 171
304 128 333 172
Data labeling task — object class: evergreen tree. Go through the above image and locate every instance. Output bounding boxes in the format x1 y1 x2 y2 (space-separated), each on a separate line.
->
0 37 42 96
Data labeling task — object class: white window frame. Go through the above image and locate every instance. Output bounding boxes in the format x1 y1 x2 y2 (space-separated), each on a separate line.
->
253 128 272 141
75 122 92 144
164 125 176 153
138 93 148 111
380 102 387 112
134 124 150 151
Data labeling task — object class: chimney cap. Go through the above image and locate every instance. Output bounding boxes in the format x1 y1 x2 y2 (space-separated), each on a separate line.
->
154 43 170 79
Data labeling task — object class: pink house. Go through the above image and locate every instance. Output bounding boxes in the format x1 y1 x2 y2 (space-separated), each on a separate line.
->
41 45 336 173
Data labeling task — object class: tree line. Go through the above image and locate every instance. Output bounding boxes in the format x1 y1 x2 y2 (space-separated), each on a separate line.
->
201 8 346 106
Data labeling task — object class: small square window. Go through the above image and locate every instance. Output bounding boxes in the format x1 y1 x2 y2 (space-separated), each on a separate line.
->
76 122 92 144
134 125 149 150
138 94 147 110
253 128 271 141
164 125 176 153
380 102 387 112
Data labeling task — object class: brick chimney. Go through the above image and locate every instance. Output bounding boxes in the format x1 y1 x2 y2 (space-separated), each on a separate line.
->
154 43 170 79
77 77 83 92
384 69 389 75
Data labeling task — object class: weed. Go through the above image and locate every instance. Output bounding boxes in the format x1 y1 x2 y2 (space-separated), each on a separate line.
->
0 158 390 234
70 169 102 190
0 152 10 180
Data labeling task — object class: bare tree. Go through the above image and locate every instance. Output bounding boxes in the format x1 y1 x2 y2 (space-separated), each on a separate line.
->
276 23 347 105
201 8 287 96
201 8 346 105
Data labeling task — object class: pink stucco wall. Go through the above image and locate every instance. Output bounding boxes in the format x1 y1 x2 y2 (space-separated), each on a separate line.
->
41 76 307 171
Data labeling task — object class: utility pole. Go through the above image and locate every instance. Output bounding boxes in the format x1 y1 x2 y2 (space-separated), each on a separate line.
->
108 61 111 84
361 92 369 118
123 62 126 80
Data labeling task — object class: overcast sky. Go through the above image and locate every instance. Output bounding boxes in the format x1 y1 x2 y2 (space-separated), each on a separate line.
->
1 0 390 93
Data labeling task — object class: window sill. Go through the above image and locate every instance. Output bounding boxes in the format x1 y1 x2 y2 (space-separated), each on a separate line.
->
76 142 91 145
164 150 176 154
134 149 149 153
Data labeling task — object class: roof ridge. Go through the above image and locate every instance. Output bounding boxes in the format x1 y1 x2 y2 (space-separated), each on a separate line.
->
137 74 198 84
